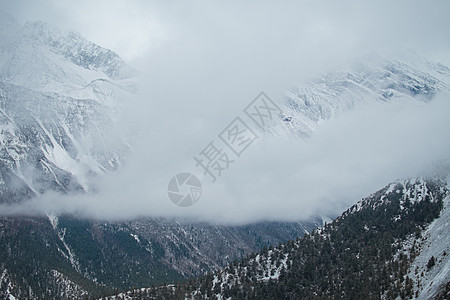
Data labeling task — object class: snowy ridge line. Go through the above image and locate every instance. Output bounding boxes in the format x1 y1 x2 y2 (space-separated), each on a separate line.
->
278 54 450 139
341 177 448 219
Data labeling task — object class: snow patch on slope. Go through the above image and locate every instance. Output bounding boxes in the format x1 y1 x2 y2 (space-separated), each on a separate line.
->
408 195 450 298
47 214 80 272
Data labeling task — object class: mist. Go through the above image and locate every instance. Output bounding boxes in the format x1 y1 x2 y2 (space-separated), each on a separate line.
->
0 0 450 224
2 92 450 224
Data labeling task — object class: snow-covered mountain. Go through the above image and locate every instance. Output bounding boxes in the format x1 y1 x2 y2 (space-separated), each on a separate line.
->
0 12 137 203
1 11 450 300
276 54 450 137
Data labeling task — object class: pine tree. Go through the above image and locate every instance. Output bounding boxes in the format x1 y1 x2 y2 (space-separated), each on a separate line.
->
427 256 435 270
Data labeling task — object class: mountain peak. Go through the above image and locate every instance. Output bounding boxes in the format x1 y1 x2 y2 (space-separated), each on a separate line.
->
0 18 138 203
18 20 139 80
343 177 448 218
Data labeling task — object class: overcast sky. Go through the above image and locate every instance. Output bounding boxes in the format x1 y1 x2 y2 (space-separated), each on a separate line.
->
3 1 450 63
1 0 450 224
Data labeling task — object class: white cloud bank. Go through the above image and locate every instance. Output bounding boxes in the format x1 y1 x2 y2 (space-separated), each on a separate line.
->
2 93 450 224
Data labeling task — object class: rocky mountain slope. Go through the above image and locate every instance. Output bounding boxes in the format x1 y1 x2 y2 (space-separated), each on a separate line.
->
276 53 450 137
0 12 136 203
0 214 321 299
0 210 323 298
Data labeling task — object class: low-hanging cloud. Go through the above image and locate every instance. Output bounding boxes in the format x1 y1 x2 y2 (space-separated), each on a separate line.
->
2 93 450 224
